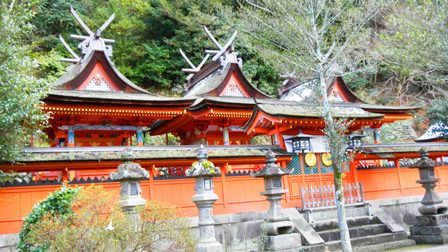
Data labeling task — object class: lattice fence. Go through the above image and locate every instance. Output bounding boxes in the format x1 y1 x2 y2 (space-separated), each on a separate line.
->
300 182 364 209
287 154 302 175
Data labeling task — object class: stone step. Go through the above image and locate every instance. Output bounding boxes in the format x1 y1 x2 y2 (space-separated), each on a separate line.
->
312 216 381 232
325 231 408 251
353 239 416 252
318 223 389 242
304 205 370 223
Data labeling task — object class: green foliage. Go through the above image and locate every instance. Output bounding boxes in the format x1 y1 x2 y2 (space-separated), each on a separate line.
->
362 120 419 144
378 120 417 144
20 185 195 252
189 160 219 175
18 187 79 252
144 133 180 146
375 0 448 103
29 0 280 95
428 100 448 125
250 135 272 145
0 0 50 163
343 72 371 91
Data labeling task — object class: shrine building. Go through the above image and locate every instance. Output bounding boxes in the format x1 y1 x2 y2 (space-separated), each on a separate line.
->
1 9 448 238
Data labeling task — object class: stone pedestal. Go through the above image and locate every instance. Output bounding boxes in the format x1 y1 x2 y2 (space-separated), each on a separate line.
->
193 176 222 252
187 145 222 252
266 233 302 251
410 214 448 244
253 150 301 251
409 148 448 244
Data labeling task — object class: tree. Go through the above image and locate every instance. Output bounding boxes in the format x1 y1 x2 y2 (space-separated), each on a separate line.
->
0 0 50 163
239 1 385 251
158 0 282 94
375 0 448 104
27 0 281 95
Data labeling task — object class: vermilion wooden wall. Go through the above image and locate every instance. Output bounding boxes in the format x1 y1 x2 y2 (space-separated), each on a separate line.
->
2 153 448 235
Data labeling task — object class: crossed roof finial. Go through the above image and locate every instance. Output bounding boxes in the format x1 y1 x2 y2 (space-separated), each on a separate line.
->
180 26 242 80
59 6 116 64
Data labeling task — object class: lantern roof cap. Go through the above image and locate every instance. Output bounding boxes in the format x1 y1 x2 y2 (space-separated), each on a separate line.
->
252 150 290 177
110 148 149 181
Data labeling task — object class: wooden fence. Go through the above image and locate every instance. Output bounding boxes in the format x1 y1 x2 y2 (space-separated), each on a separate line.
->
301 182 364 209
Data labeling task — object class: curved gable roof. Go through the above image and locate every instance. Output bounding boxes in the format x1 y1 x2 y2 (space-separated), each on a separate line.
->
53 50 149 94
184 62 271 99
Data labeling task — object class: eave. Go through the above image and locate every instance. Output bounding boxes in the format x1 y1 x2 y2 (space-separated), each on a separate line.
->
243 104 385 135
44 91 195 108
0 145 291 172
355 143 448 160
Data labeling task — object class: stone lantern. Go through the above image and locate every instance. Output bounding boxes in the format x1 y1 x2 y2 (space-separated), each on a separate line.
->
110 148 149 215
185 145 222 252
410 148 448 244
252 150 301 251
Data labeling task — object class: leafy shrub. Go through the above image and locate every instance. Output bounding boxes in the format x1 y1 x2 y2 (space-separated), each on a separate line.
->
18 187 79 251
19 185 195 252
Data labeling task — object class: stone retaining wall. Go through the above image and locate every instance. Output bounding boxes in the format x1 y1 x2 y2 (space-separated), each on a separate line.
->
373 193 448 234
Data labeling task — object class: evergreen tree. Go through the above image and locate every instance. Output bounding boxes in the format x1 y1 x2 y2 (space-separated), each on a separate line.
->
0 0 50 162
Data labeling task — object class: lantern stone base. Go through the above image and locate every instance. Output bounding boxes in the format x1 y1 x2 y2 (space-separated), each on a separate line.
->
119 197 147 209
265 233 301 251
410 214 448 244
197 241 223 252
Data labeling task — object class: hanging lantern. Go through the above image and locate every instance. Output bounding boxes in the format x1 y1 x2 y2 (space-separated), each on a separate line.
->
291 135 311 153
348 134 365 151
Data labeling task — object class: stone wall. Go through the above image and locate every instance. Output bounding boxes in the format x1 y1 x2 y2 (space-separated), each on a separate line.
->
188 211 266 251
0 234 18 252
5 194 448 251
373 193 448 234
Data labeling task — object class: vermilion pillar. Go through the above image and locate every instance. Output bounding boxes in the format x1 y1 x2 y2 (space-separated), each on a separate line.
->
373 128 380 144
223 127 230 145
67 126 75 147
136 127 144 146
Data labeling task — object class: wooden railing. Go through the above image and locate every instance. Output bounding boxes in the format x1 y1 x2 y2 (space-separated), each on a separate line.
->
300 182 364 209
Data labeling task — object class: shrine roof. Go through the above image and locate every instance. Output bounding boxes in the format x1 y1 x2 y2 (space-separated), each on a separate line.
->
184 62 271 99
189 96 301 109
415 123 448 142
255 103 384 119
359 142 448 159
15 145 289 163
355 103 422 113
191 96 256 106
46 89 193 105
53 50 149 94
280 77 421 114
187 97 314 115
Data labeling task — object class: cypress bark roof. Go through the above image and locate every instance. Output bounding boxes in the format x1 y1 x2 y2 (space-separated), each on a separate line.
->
280 76 421 114
53 50 149 94
184 63 271 99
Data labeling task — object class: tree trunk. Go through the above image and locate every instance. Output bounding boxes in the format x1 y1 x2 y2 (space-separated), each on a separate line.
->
318 70 353 252
334 165 353 252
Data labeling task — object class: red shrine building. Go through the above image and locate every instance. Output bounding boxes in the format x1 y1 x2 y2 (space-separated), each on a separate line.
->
43 35 418 150
1 9 448 237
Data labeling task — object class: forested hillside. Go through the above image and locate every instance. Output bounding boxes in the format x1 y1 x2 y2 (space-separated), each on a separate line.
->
5 0 448 130
29 1 447 101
